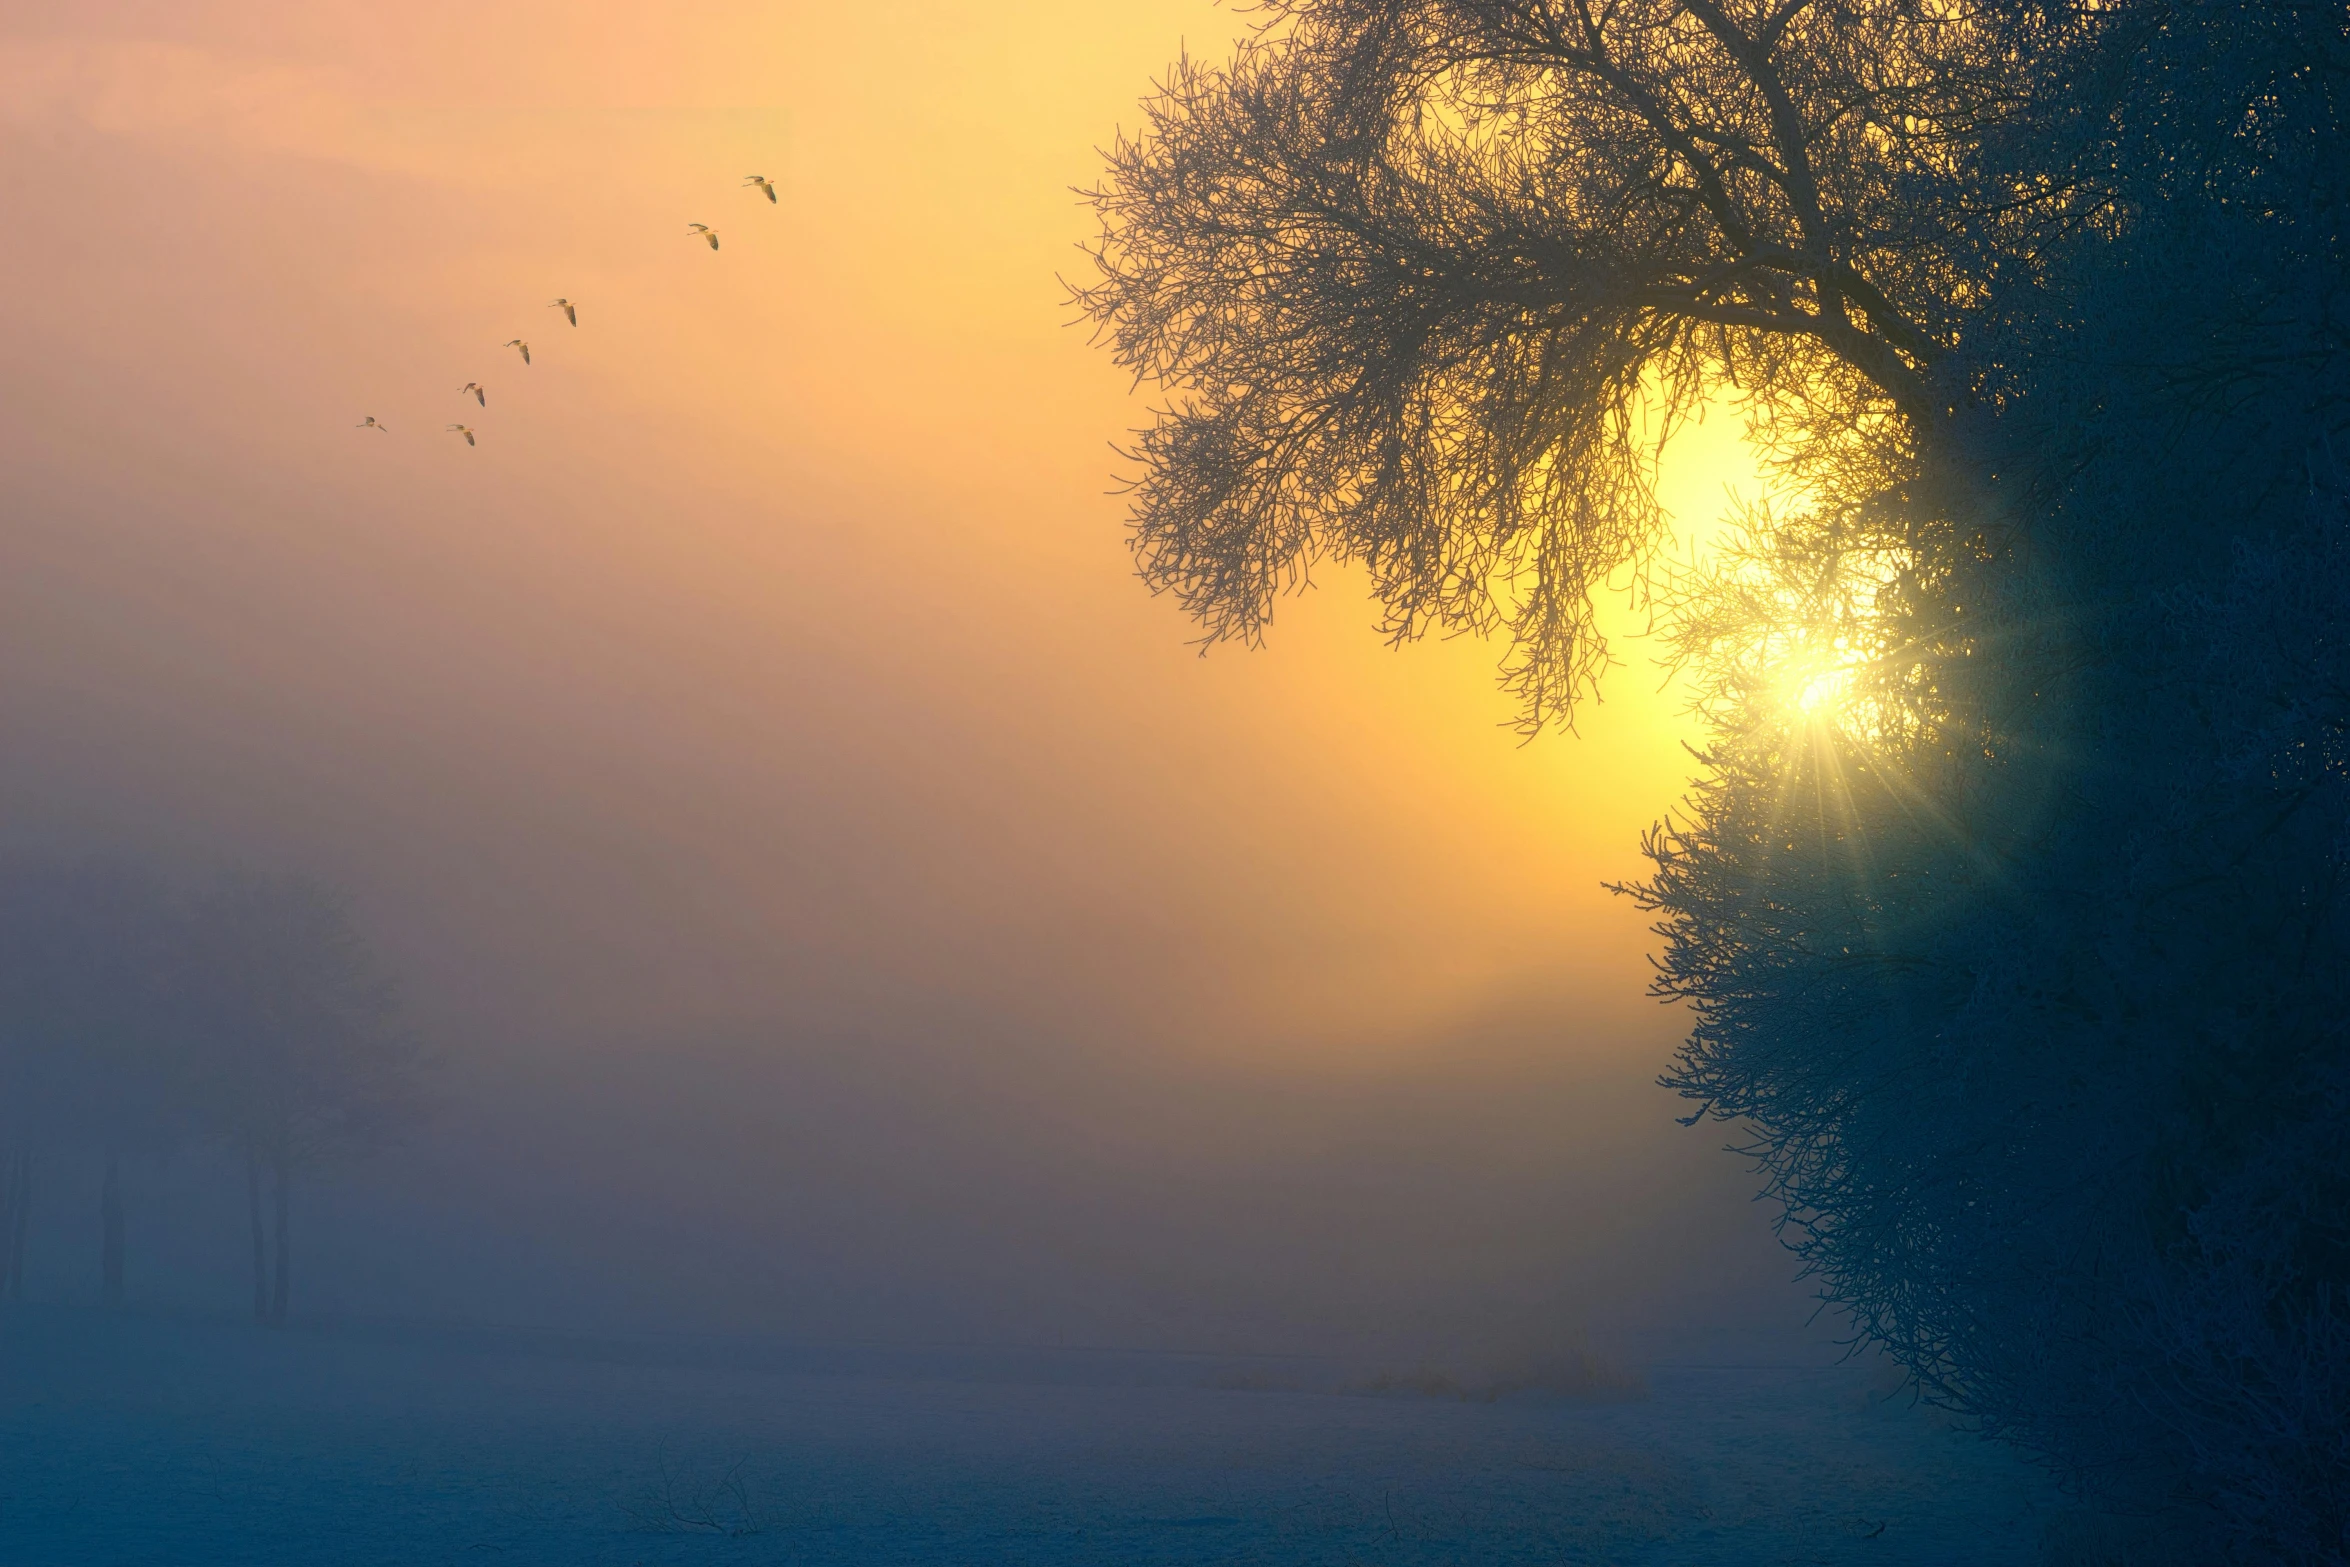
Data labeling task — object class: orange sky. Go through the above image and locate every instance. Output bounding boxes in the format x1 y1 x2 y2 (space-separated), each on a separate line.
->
0 1 1761 1072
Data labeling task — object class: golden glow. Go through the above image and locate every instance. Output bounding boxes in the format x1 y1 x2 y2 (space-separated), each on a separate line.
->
1774 639 1863 728
0 1 1768 1069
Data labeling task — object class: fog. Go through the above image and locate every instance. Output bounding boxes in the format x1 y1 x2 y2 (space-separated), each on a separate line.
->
0 0 1802 1369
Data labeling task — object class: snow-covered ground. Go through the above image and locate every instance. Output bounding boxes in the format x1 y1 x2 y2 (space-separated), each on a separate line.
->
0 1309 2061 1565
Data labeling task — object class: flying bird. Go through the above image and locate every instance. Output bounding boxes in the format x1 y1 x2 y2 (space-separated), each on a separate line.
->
688 223 719 250
460 382 486 407
549 298 577 326
506 339 531 365
356 416 388 432
743 175 776 204
446 424 477 447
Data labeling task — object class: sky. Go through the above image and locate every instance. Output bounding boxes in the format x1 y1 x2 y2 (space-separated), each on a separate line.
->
0 1 1793 1356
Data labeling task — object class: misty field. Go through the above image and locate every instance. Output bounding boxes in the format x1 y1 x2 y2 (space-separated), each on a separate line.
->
0 1309 2059 1565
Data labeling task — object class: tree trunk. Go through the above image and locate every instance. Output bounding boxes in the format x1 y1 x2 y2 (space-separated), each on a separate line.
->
100 1155 124 1309
246 1154 268 1323
269 1153 291 1328
6 1154 30 1304
0 1155 14 1303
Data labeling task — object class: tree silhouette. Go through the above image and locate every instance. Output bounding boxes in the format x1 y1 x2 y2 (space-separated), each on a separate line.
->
181 874 423 1327
1073 0 2102 728
0 860 183 1309
1083 0 2349 1553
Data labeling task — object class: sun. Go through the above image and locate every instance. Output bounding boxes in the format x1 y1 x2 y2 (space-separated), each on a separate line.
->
1786 660 1854 718
1770 640 1862 730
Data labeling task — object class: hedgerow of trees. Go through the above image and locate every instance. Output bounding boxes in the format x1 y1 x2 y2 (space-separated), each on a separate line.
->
1078 1 2348 1559
0 863 422 1325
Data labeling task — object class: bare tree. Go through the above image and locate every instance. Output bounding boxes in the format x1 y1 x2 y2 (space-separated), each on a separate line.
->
1072 0 2100 728
180 874 423 1327
0 860 182 1309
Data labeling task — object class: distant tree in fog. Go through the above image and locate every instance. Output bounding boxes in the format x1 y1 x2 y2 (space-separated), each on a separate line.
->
181 874 424 1327
0 860 184 1308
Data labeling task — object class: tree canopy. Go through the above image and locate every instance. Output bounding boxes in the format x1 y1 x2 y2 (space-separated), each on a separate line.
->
1075 0 2108 727
0 860 424 1323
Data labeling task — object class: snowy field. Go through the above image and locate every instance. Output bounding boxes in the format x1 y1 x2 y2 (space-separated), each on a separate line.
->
0 1309 2063 1565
